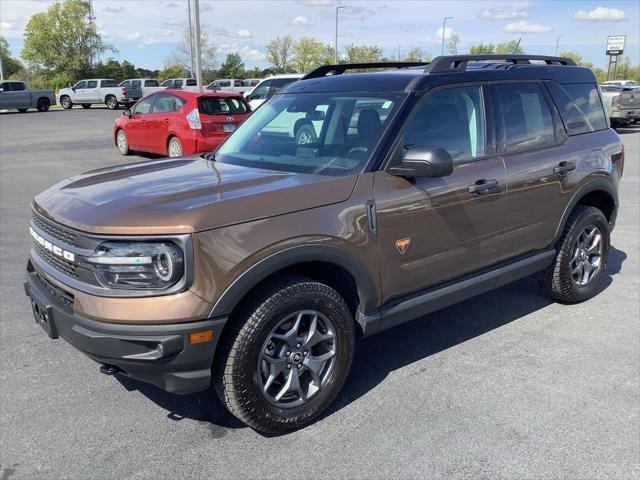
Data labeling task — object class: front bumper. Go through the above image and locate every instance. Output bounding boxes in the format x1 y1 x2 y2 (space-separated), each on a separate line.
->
24 270 226 394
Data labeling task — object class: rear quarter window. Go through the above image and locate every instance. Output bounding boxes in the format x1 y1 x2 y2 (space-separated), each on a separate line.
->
101 80 117 87
145 80 159 87
185 79 197 86
546 81 608 135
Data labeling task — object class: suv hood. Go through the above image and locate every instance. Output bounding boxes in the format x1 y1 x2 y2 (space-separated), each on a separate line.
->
34 156 357 234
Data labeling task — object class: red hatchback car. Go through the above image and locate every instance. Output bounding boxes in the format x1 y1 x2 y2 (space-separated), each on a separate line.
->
114 90 251 157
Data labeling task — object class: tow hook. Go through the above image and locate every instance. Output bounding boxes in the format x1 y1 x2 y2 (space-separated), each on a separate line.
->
99 364 121 376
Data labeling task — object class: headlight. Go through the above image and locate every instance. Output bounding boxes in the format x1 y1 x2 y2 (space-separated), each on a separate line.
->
83 241 184 290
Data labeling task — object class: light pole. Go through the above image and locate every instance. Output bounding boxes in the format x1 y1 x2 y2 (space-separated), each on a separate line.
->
0 54 4 82
441 16 453 56
193 0 203 91
555 35 562 56
335 6 345 64
188 0 194 77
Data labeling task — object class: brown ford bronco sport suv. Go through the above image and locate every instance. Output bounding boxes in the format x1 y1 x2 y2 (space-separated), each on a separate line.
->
25 55 623 433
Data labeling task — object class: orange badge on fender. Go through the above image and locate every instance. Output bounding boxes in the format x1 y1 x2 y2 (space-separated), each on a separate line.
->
395 238 411 254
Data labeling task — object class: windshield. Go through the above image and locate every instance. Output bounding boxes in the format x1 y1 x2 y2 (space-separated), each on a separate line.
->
215 92 404 176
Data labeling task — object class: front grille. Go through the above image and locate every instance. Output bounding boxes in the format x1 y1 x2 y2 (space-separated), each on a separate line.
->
32 212 79 247
34 243 78 278
34 271 74 309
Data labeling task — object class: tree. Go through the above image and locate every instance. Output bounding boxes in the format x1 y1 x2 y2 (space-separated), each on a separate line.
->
469 43 496 54
292 37 326 72
218 53 245 78
446 33 460 55
496 40 523 54
120 60 137 79
21 0 113 86
346 44 383 64
159 63 187 81
404 46 425 62
266 36 294 72
168 26 217 74
0 36 24 78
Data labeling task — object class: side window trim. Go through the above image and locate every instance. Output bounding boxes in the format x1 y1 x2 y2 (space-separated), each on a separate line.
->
380 81 492 171
491 80 562 157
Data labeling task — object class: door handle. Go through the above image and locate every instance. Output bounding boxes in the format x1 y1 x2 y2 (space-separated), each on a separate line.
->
553 161 576 174
163 118 169 123
468 179 498 195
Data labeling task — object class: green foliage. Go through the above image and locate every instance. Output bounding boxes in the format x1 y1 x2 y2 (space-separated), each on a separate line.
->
266 36 294 73
346 44 383 63
292 37 326 72
469 43 496 54
21 0 113 83
158 63 187 82
404 46 426 62
468 41 524 55
219 53 245 78
1 36 24 78
168 27 217 72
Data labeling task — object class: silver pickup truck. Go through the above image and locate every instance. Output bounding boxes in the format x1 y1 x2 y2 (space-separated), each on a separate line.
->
0 81 56 112
601 85 640 127
58 79 142 110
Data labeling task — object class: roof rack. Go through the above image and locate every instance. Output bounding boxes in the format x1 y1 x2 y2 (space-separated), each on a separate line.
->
302 62 430 79
424 54 576 74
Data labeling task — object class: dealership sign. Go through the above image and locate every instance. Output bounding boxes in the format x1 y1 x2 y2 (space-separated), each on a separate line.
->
606 35 625 55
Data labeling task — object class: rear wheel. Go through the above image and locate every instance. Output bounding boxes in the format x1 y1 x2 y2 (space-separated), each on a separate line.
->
36 98 50 112
545 205 610 303
60 96 73 109
105 95 119 110
81 103 91 109
167 136 183 157
116 130 130 155
214 276 355 434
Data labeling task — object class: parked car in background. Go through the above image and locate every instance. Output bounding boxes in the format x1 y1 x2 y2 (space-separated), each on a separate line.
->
119 78 165 98
206 79 256 94
601 85 640 127
601 80 637 88
114 90 251 157
244 73 303 109
160 78 197 89
58 79 138 110
0 81 55 112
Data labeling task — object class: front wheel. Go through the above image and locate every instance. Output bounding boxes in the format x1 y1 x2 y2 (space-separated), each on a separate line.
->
60 96 73 109
545 205 610 303
167 136 183 157
105 95 119 110
214 276 355 434
116 130 130 155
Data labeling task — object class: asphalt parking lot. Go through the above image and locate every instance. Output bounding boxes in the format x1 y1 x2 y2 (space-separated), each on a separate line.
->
1 108 639 479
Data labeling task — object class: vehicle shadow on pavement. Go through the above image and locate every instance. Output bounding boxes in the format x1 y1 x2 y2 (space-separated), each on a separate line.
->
113 245 626 437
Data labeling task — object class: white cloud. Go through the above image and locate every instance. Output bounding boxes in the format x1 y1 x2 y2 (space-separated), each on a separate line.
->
426 26 457 44
102 6 124 14
297 0 334 5
199 2 214 13
288 16 315 26
126 32 142 40
478 8 527 20
236 29 251 38
160 29 173 37
320 5 380 21
504 20 552 33
1 21 16 30
138 37 154 48
217 44 266 62
574 6 626 22
161 1 179 7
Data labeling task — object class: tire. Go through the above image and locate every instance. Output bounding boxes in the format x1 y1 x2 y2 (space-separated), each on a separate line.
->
36 98 50 112
60 96 73 109
167 136 183 157
81 103 91 109
545 205 610 303
295 123 317 145
116 129 130 156
214 276 355 434
105 95 119 110
17 108 28 113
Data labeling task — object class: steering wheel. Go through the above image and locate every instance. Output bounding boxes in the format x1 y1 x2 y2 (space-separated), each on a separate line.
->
346 146 368 159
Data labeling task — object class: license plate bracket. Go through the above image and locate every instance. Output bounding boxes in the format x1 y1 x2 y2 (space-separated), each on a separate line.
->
223 123 235 133
31 298 58 339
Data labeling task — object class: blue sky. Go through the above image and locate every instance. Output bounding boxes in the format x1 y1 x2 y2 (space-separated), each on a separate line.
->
1 0 638 71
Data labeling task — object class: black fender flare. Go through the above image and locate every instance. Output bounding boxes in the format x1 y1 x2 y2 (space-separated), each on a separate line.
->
553 177 618 244
209 244 379 319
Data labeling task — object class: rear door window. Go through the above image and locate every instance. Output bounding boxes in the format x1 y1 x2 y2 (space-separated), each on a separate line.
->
161 80 173 87
251 80 272 99
185 79 197 86
131 80 141 88
10 82 26 91
174 79 183 88
153 93 184 113
144 80 159 87
87 81 97 88
119 80 130 88
198 97 248 115
496 83 555 154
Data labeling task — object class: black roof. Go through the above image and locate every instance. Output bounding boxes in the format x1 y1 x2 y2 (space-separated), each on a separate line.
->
283 55 597 94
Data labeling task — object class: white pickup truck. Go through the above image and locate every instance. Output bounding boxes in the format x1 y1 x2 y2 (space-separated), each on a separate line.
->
206 78 260 94
119 78 166 97
0 80 56 112
58 79 141 110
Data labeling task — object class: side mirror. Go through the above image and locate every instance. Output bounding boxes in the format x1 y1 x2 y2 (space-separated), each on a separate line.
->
307 110 325 121
388 146 454 178
123 109 132 117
